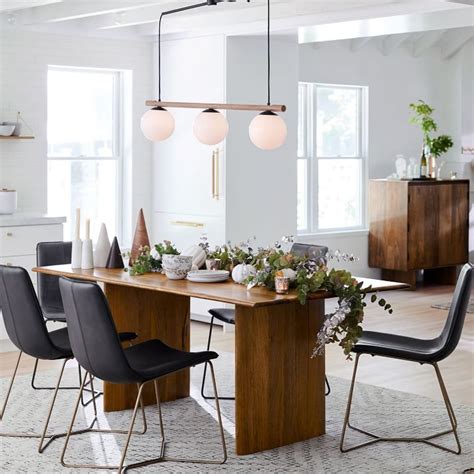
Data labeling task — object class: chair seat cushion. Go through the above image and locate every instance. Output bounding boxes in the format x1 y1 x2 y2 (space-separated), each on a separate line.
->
209 308 235 325
125 339 217 381
353 330 441 362
47 328 137 359
43 307 67 322
48 328 73 357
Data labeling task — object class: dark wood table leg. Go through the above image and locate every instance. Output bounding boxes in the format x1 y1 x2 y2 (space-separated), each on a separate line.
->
235 299 325 455
103 283 190 412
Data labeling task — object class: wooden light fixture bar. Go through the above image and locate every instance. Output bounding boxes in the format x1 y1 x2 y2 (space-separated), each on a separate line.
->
145 100 286 113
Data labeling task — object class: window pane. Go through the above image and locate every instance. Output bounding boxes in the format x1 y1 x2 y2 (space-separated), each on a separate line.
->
48 160 118 240
48 69 116 157
297 159 308 231
318 159 362 230
316 87 359 157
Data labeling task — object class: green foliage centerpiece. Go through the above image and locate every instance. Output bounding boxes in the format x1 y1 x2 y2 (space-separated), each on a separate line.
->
243 247 392 358
127 240 180 276
126 235 392 358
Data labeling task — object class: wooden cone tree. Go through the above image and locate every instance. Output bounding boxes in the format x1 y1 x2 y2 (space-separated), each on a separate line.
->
130 208 150 266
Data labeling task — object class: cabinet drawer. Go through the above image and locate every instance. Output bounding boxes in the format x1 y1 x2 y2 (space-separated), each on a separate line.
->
0 255 37 285
0 224 64 257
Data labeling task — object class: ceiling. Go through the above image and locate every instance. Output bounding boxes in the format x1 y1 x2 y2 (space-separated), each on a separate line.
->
0 0 472 41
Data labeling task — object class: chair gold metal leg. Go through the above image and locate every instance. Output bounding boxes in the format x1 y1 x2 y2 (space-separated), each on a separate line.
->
340 356 462 454
38 358 69 452
61 364 227 471
0 351 22 420
163 361 228 465
201 318 235 401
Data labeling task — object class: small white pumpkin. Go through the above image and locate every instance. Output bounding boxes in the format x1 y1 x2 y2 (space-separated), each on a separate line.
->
281 268 296 282
232 263 256 284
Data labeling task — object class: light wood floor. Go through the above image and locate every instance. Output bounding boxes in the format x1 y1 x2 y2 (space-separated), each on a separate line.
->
1 284 473 406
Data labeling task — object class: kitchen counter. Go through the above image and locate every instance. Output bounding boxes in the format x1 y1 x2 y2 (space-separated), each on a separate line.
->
0 213 66 227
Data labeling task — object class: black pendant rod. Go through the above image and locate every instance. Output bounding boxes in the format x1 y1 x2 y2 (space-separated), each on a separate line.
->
158 2 209 101
266 0 271 107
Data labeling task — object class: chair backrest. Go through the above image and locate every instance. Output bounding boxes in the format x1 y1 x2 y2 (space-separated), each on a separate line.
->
436 263 473 361
59 277 138 383
37 241 72 313
291 243 328 264
0 265 65 360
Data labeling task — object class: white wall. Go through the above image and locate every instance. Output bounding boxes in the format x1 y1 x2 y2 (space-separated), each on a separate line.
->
298 37 472 277
300 39 462 179
225 36 299 248
0 30 153 243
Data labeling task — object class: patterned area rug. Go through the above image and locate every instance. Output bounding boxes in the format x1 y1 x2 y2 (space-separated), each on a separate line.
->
432 299 474 313
1 352 473 473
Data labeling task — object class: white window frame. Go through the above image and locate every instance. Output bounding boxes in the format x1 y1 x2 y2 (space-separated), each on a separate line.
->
297 82 368 236
47 65 124 241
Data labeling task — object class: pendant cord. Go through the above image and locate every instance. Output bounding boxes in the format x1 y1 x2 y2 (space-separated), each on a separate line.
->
267 0 271 107
157 2 209 102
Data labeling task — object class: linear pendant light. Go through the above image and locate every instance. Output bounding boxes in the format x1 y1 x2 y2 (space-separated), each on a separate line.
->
141 0 287 149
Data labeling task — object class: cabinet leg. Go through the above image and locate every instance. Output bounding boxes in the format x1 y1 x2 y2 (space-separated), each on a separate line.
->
424 267 458 285
382 269 417 290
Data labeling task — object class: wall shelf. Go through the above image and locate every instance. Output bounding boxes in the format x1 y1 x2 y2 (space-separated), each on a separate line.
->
0 136 34 140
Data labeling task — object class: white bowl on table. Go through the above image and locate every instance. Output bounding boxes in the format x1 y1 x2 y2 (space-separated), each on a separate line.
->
162 255 193 280
0 125 15 136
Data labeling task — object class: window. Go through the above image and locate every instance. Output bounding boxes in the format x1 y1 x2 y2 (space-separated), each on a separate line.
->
297 83 367 234
47 66 122 240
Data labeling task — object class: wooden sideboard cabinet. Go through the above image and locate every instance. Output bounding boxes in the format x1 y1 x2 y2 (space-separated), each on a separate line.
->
369 179 469 288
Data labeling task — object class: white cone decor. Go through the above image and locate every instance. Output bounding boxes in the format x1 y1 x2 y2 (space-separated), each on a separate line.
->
193 109 229 145
81 218 94 270
249 111 287 150
71 208 82 269
94 223 111 268
140 106 175 142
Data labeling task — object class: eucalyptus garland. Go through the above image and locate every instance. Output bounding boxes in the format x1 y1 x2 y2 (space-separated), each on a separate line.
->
125 236 392 357
244 248 393 358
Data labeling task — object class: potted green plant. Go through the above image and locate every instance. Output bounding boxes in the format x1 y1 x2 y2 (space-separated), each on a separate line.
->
409 100 453 178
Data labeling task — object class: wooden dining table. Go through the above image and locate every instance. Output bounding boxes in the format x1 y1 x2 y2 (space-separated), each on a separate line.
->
33 264 407 455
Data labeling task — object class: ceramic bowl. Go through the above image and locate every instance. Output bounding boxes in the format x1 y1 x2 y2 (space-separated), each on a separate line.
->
0 125 15 136
162 255 193 280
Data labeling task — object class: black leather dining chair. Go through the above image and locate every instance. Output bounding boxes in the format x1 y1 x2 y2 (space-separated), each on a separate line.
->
59 277 227 472
0 264 141 453
0 265 96 453
35 241 137 403
340 262 473 455
201 242 331 400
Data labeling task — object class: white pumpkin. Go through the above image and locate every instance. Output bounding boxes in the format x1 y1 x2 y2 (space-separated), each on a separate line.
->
281 268 296 282
182 245 207 269
232 263 256 284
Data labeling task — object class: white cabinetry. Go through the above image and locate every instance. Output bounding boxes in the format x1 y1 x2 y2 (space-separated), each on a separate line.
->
152 35 298 322
0 214 65 346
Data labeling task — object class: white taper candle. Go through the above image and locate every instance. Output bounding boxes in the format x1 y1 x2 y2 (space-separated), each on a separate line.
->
85 218 90 240
75 208 81 240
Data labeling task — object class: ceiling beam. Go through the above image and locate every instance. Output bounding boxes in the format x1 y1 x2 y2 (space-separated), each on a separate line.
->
350 36 372 52
12 0 164 25
412 29 446 56
441 26 474 58
381 33 412 55
299 4 472 44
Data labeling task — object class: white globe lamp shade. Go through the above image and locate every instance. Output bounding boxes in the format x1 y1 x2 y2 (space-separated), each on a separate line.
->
141 107 175 142
249 111 287 150
193 108 229 145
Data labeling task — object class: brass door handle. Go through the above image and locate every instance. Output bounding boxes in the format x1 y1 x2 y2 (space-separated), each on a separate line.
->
171 221 204 228
212 148 220 200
